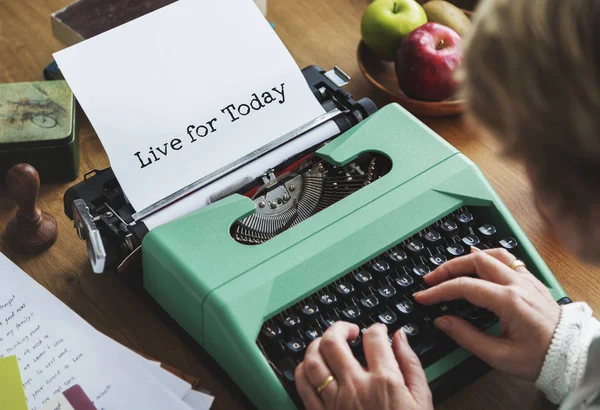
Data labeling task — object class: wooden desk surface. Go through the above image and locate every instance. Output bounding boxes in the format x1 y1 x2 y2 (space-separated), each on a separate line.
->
0 1 597 409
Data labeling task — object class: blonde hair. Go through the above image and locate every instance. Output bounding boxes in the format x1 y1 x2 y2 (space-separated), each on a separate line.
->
461 0 600 212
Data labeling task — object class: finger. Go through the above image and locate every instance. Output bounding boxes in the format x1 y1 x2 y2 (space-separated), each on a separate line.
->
423 251 515 286
392 329 431 404
478 248 530 274
295 363 325 410
414 276 505 314
363 323 402 376
318 322 363 382
303 338 339 406
434 315 512 370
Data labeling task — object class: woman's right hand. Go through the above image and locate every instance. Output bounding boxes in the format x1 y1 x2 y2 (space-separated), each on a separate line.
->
414 248 561 381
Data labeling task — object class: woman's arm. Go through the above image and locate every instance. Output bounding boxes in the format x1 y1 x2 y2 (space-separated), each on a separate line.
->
536 302 600 404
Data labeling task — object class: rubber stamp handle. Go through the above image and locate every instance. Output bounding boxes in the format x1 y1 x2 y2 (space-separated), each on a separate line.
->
6 163 42 224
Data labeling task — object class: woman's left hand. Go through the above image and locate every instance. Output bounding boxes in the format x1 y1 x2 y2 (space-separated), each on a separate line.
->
294 321 434 410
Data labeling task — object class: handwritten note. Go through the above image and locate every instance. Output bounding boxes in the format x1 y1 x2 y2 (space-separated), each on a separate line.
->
0 355 28 410
54 0 325 212
0 293 84 409
0 253 207 410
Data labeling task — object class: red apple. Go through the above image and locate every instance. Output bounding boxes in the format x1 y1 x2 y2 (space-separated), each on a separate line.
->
395 22 463 102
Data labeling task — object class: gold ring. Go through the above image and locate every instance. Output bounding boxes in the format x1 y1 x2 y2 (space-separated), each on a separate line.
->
316 375 335 394
509 259 526 270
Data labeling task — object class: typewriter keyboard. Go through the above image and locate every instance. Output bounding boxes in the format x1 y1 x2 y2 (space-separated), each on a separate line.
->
257 206 522 399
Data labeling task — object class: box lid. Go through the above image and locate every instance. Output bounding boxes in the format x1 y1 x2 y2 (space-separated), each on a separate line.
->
0 81 75 148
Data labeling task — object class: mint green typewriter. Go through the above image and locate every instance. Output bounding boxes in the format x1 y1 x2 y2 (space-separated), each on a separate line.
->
142 103 569 409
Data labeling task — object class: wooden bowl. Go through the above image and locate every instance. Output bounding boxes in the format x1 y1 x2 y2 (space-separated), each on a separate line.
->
357 11 473 117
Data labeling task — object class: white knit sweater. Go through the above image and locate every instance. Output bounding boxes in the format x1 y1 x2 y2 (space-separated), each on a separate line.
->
535 302 600 408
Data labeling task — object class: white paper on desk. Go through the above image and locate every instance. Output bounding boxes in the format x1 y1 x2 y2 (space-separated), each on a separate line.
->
183 390 215 409
0 253 206 410
53 0 325 213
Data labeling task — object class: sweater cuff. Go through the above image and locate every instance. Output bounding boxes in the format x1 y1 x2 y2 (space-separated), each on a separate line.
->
535 302 597 404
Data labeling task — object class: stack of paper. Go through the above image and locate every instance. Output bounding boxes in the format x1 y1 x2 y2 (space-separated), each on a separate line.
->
0 252 214 410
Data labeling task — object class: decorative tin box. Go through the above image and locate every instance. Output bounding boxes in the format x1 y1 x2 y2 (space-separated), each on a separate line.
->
0 81 79 183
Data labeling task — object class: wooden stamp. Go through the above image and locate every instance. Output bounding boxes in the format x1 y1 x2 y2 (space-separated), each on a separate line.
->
4 164 58 253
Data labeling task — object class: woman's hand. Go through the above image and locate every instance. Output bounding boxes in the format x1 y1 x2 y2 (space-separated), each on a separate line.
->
414 248 561 381
295 322 433 410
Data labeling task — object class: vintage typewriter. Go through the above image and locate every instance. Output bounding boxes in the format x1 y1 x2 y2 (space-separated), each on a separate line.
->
64 66 570 410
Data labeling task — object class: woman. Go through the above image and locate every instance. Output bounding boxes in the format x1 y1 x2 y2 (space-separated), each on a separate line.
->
294 0 600 408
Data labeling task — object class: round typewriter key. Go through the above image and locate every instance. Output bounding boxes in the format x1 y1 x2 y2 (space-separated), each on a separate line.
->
401 323 419 337
370 260 390 273
429 253 447 266
378 284 397 298
378 309 397 325
440 220 458 236
318 292 337 308
322 316 338 329
335 281 355 297
456 210 474 225
395 273 414 288
499 236 518 250
446 243 465 257
353 269 372 285
389 249 408 264
341 305 362 322
304 327 323 341
478 224 497 237
360 294 379 310
406 239 425 255
395 299 413 315
286 339 306 355
413 264 431 277
300 303 319 318
423 230 442 244
462 234 481 248
282 315 301 330
261 323 282 339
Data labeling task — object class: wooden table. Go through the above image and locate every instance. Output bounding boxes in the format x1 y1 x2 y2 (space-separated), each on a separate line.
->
1 1 597 409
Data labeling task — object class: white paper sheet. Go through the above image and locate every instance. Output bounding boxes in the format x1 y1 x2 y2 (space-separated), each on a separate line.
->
54 0 325 213
183 390 215 410
0 253 209 410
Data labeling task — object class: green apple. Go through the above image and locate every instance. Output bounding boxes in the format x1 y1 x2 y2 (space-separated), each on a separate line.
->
361 0 428 59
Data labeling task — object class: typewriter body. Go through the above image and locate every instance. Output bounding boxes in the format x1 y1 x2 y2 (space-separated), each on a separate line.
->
65 67 569 410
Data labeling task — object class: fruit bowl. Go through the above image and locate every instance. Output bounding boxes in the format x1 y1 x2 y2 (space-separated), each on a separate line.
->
358 10 473 117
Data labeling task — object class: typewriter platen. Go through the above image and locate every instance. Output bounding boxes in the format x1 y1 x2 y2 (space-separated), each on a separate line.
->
65 71 570 410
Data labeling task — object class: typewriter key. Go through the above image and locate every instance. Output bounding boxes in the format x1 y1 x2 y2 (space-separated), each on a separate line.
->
423 230 442 244
286 339 306 355
446 243 465 258
341 305 362 322
300 303 319 318
370 260 390 273
360 295 380 310
413 264 430 277
402 323 419 337
395 299 413 315
353 269 372 285
429 253 447 266
395 274 414 288
499 236 518 250
440 220 458 237
378 309 397 325
389 249 408 264
378 284 397 299
304 328 323 341
461 234 481 250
